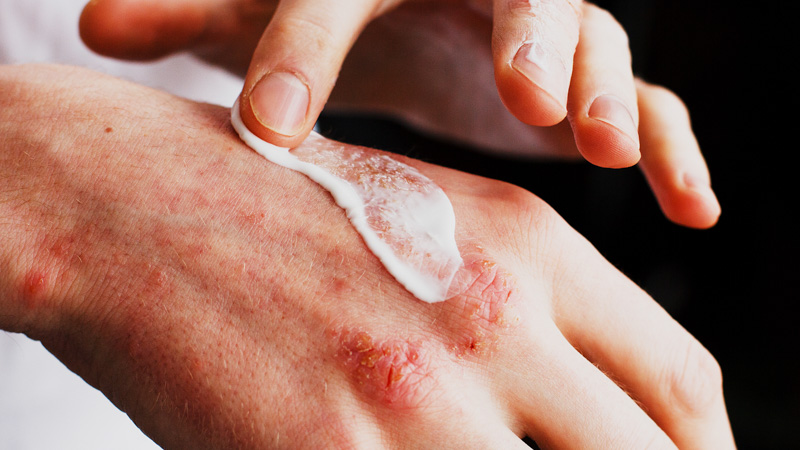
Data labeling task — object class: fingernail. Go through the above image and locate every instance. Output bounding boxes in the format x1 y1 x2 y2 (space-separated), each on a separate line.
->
588 94 639 145
512 42 568 111
684 172 721 215
684 172 716 196
249 72 309 136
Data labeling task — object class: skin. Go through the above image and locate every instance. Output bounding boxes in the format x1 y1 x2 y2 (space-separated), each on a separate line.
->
78 0 721 229
80 0 613 149
0 64 735 448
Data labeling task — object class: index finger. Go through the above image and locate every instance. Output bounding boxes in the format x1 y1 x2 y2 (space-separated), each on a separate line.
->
239 0 395 148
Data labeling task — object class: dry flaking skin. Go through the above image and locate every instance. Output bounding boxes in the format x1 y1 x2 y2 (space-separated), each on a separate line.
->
231 101 463 303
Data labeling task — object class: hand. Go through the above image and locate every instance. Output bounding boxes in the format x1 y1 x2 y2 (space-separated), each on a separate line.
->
79 1 636 161
329 8 721 229
78 1 720 229
1 64 733 448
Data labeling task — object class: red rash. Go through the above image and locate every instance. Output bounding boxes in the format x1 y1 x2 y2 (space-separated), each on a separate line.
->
443 257 520 357
338 330 437 410
21 270 48 309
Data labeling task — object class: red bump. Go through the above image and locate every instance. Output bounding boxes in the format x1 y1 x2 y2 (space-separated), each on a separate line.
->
22 270 49 309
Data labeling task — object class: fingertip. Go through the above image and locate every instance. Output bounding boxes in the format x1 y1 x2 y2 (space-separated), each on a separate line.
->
567 93 640 168
662 175 722 229
573 123 641 169
239 73 313 149
79 0 122 56
496 64 568 127
673 179 722 229
635 79 720 228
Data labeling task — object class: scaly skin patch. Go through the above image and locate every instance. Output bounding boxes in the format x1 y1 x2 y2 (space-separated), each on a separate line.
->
442 253 522 357
338 330 438 411
334 255 521 409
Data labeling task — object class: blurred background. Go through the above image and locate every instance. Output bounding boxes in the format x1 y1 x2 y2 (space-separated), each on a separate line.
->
317 1 797 447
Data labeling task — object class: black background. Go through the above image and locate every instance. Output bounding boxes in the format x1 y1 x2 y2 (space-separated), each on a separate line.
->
317 1 797 448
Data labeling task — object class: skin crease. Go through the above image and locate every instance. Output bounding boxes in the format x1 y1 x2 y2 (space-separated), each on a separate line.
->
0 64 735 449
78 0 720 229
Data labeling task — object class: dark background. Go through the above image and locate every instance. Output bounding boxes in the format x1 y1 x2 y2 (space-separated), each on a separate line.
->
317 1 797 448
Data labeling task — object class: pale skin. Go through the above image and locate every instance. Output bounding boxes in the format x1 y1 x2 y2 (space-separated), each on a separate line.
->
78 0 721 229
0 64 734 448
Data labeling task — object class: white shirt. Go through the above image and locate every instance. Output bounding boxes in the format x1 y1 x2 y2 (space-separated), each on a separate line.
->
1 1 243 448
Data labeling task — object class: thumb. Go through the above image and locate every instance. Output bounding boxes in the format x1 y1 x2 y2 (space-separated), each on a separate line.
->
239 0 385 147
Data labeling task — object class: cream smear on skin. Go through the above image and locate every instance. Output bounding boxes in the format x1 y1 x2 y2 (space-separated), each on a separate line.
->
231 101 463 303
521 0 571 74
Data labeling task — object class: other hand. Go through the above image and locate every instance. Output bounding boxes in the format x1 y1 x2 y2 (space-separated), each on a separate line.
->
79 1 720 229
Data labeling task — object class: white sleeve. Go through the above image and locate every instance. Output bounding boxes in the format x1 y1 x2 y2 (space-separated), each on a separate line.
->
1 1 245 448
0 0 243 106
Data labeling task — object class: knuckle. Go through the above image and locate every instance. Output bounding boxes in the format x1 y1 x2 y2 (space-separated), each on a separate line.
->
665 337 723 416
497 183 557 236
271 14 338 62
443 256 522 356
509 187 564 259
479 183 566 278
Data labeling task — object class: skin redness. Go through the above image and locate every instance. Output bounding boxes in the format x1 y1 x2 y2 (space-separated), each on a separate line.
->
231 101 463 302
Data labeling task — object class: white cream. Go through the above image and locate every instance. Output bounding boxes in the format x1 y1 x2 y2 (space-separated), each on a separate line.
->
523 38 551 71
231 101 463 303
522 0 574 74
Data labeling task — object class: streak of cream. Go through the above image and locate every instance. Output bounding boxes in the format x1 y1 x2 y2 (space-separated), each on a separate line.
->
523 38 550 71
230 101 463 303
521 0 573 74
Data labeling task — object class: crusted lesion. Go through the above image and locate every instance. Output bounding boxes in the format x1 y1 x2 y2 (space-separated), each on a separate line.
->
442 254 522 358
337 330 437 410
